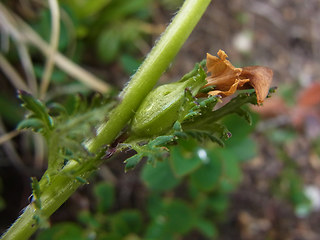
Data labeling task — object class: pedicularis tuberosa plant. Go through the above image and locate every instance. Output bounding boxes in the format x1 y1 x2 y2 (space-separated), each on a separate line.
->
1 0 274 239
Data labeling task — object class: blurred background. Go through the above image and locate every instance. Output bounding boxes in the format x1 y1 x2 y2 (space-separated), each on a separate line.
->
1 0 320 239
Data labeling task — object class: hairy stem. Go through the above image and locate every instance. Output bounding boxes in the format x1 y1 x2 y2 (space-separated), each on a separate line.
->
1 0 211 239
86 0 212 152
1 171 90 240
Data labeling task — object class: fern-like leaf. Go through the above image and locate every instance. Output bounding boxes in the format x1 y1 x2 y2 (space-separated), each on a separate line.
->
18 90 54 130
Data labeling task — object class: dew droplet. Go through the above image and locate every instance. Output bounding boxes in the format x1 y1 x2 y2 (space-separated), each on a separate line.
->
197 149 209 164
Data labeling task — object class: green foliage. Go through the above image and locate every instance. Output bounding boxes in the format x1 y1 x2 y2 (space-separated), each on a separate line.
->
17 91 115 175
97 29 121 63
222 111 258 162
16 58 270 240
110 210 143 237
268 129 312 217
195 219 218 238
30 9 71 52
123 60 265 173
33 90 256 238
190 152 222 192
1 1 273 239
125 77 263 171
123 135 176 171
97 21 144 64
120 54 142 75
169 138 203 177
62 0 112 19
273 162 312 217
36 223 87 240
145 199 195 238
183 95 219 122
190 148 242 192
94 182 115 213
17 90 54 136
0 93 23 126
141 158 180 192
61 0 153 64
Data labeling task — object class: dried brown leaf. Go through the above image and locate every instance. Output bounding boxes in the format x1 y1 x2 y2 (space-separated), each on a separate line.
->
240 66 273 104
203 50 273 105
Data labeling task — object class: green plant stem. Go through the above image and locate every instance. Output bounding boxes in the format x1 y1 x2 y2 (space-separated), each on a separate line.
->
86 0 212 153
182 92 257 130
0 172 88 240
1 0 211 239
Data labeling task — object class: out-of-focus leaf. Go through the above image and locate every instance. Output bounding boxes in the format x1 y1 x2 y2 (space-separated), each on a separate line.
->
141 159 180 192
207 193 229 213
63 94 87 116
267 129 297 145
120 54 141 75
147 195 164 219
190 151 222 192
111 210 143 237
144 222 173 240
169 138 203 177
34 65 67 84
214 149 242 192
234 107 252 125
100 0 151 23
97 29 121 63
0 94 22 125
195 219 217 238
164 200 195 234
17 118 45 132
36 223 86 240
160 0 184 10
31 10 69 51
222 110 258 148
228 137 257 162
77 211 100 229
145 200 194 239
94 182 115 213
47 103 68 117
63 0 112 18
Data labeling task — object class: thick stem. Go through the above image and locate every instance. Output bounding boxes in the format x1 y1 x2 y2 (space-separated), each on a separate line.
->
86 0 212 152
1 0 212 239
1 172 90 240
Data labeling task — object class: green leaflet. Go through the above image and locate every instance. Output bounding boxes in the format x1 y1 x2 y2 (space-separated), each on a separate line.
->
123 135 176 171
234 107 252 125
18 90 54 135
17 118 46 132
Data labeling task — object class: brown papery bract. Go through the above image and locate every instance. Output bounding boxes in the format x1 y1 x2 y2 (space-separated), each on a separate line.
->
203 50 273 105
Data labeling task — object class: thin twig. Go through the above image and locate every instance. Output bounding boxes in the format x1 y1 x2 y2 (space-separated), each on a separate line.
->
0 119 26 172
0 53 30 91
16 43 38 95
0 129 20 146
1 26 10 52
0 4 37 94
0 3 110 93
39 0 60 99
